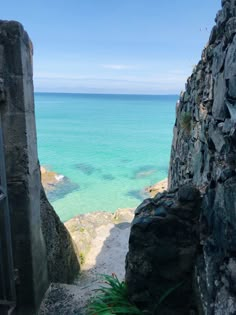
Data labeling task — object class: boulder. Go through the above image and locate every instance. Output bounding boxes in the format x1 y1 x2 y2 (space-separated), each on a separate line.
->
40 187 80 283
126 188 201 314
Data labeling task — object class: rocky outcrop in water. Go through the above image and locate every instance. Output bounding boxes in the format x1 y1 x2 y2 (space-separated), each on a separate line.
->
126 1 236 314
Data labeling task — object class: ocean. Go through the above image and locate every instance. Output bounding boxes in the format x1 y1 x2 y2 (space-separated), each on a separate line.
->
35 93 177 222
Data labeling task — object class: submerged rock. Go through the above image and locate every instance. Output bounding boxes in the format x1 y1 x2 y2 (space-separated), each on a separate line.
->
133 165 157 179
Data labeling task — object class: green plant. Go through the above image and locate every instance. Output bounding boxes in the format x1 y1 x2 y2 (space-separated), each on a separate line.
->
180 112 192 133
87 274 183 315
79 252 85 265
87 274 143 315
153 281 184 313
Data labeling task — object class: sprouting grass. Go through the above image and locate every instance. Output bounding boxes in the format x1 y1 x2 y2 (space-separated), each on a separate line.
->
79 252 85 265
87 274 183 315
152 281 184 313
87 274 143 315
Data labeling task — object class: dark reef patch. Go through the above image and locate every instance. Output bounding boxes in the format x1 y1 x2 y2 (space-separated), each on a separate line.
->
120 158 132 163
47 177 79 202
101 174 115 180
126 189 149 201
75 163 100 175
132 165 157 179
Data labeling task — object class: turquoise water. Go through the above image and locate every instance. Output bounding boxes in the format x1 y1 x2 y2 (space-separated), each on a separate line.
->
35 93 177 222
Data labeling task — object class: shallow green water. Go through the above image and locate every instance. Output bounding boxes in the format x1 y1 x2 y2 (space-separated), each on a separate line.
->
35 93 177 221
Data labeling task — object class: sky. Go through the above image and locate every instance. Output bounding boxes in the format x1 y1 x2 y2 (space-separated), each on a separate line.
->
2 0 221 95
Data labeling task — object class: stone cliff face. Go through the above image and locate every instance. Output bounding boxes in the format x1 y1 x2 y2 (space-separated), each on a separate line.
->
126 1 236 314
0 20 79 314
169 0 236 313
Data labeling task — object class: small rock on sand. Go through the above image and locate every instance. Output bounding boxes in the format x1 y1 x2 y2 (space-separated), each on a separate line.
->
145 178 168 197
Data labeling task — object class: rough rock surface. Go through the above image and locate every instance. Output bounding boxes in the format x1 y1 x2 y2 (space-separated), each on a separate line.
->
0 20 81 314
65 208 134 264
145 178 168 197
40 166 61 192
168 1 236 313
126 186 201 314
40 187 80 283
0 20 49 314
126 1 236 314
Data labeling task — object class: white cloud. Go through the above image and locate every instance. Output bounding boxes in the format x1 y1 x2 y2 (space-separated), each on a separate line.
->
101 64 131 70
33 67 189 94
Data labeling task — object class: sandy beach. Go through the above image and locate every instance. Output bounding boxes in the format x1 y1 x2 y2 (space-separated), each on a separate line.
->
40 178 167 314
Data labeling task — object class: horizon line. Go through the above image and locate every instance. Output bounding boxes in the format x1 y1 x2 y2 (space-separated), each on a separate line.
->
34 91 180 97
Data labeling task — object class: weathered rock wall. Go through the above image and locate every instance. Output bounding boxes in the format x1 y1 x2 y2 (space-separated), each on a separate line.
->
126 1 236 314
126 186 201 315
169 0 236 313
0 20 48 315
40 187 80 284
0 20 79 314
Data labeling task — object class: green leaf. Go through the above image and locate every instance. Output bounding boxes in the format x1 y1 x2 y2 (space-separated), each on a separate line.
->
153 281 184 313
87 274 142 315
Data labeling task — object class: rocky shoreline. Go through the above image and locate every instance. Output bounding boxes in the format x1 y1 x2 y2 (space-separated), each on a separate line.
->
41 164 168 209
144 178 168 197
40 177 168 314
65 208 135 265
40 166 79 202
40 166 65 192
64 178 168 273
40 165 168 267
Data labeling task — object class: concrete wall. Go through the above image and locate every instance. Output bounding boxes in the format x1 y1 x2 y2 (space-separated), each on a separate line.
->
0 21 48 314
